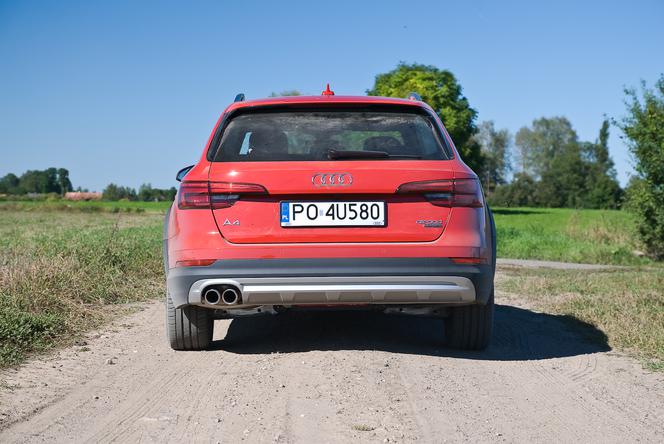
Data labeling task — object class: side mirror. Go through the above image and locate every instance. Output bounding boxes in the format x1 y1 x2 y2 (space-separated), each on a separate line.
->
176 165 194 182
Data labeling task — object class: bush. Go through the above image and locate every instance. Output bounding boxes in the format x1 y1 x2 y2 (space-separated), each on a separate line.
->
625 178 664 258
618 76 664 258
487 173 538 207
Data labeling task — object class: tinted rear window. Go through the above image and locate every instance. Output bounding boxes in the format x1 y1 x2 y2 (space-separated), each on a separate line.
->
212 110 450 162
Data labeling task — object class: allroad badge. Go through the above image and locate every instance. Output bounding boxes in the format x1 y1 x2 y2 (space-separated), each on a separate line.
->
312 173 353 187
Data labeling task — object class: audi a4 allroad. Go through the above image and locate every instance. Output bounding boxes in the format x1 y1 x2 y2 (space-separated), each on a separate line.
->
164 86 496 351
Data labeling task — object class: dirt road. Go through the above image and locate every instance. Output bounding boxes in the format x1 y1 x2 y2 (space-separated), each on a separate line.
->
1 270 663 443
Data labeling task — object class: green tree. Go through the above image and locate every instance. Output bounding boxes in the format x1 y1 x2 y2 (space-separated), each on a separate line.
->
19 169 52 194
0 173 20 194
367 63 483 171
617 75 664 258
580 120 622 209
515 117 577 178
473 121 511 191
102 183 137 201
535 144 588 207
138 183 154 201
489 172 538 207
56 168 73 195
102 183 121 200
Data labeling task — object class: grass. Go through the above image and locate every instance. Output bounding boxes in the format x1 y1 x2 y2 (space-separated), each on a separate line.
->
493 207 650 266
499 266 664 371
0 200 170 213
0 210 164 367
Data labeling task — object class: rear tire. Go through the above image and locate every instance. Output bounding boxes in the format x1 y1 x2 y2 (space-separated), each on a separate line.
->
445 287 494 350
166 293 213 350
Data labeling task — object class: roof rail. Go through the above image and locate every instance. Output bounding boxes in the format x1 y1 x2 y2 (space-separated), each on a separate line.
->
406 92 422 101
234 93 245 102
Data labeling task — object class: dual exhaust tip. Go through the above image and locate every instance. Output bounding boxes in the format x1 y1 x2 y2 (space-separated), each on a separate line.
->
203 286 241 306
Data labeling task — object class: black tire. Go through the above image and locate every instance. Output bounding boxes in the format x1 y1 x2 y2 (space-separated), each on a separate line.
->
166 292 213 350
445 287 494 350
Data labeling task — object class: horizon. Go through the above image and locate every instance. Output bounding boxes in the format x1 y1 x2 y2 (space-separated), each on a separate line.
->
1 0 663 191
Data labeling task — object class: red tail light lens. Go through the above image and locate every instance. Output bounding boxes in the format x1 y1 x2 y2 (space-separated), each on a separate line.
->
178 181 267 210
396 179 483 208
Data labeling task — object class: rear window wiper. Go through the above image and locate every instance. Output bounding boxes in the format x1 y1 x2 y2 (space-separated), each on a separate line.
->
327 149 421 160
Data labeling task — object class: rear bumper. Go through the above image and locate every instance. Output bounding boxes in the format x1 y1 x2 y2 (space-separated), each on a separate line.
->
188 276 475 307
166 257 493 308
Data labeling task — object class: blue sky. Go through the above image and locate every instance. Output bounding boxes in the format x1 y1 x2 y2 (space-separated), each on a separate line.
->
1 0 662 191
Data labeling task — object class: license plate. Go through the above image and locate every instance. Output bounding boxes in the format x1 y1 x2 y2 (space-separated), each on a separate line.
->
280 201 386 227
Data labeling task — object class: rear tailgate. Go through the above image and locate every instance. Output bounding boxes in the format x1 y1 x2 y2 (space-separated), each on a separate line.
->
209 160 454 244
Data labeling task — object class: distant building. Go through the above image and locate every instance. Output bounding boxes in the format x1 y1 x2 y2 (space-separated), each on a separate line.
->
64 191 102 201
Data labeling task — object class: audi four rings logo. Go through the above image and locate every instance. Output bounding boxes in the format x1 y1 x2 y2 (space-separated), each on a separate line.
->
311 173 353 186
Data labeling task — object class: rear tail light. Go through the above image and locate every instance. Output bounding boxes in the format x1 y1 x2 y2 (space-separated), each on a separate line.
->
178 181 267 209
396 179 483 208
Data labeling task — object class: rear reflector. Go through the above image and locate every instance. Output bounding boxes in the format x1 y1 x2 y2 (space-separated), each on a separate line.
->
396 179 483 208
178 181 267 209
450 257 488 265
175 259 216 267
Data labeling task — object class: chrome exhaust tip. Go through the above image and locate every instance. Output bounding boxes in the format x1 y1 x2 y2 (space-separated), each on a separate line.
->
203 288 221 305
221 288 240 305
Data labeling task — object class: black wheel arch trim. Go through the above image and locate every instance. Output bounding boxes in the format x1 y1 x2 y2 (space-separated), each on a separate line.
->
163 205 171 275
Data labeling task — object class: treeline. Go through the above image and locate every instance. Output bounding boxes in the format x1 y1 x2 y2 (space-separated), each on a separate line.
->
102 183 176 202
0 168 73 195
0 168 175 202
479 118 622 209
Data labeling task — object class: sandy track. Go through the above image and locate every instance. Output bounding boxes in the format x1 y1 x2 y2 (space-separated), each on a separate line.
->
1 272 663 443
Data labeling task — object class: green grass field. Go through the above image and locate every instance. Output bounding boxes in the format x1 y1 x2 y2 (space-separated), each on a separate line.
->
493 207 649 265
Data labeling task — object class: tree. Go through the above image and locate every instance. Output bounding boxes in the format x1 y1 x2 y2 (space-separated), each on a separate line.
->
0 173 20 194
535 144 588 208
473 121 511 191
580 120 622 209
489 172 538 207
137 183 177 201
617 75 664 258
0 168 75 195
19 169 52 194
102 183 137 201
138 183 154 201
367 63 483 172
56 168 73 195
508 117 623 209
514 117 577 178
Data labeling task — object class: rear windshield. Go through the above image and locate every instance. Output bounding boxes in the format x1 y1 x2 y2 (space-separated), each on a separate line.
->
212 109 450 162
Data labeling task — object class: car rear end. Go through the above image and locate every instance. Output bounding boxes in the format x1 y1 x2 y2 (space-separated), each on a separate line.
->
164 94 495 351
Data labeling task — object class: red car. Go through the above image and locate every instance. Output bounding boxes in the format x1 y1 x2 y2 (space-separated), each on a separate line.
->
164 87 496 351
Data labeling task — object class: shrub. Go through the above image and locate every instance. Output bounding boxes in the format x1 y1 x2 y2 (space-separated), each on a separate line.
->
618 76 664 258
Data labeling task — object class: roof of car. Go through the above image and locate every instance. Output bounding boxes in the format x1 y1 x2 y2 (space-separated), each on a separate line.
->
223 95 431 113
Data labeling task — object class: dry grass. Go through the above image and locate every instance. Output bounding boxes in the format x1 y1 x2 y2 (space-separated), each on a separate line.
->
499 266 664 370
0 210 164 366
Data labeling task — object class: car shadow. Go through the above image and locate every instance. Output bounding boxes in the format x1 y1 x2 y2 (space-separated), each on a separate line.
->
209 304 610 361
